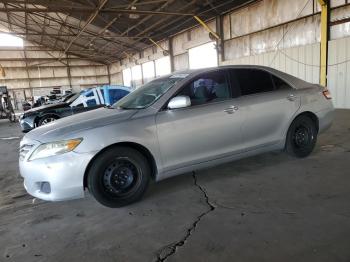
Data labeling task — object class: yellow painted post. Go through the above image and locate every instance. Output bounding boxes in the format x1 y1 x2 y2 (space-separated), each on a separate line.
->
318 0 329 86
148 38 169 55
193 15 220 40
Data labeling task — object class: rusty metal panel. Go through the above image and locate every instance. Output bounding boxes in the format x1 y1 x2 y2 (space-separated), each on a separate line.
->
69 66 107 77
0 78 30 89
172 32 188 56
223 14 231 40
52 67 69 78
30 78 70 88
230 7 250 37
110 72 123 85
283 16 321 49
330 5 350 40
328 37 350 108
229 0 313 38
223 12 321 61
330 0 346 8
250 26 284 55
224 36 250 60
1 68 28 79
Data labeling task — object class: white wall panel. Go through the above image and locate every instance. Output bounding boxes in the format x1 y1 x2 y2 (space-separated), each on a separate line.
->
173 53 189 71
221 43 320 84
110 72 123 85
328 37 350 109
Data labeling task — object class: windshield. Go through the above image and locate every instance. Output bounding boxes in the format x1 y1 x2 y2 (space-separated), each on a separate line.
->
113 77 181 109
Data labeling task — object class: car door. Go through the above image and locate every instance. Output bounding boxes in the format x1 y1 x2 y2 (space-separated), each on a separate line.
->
229 69 300 150
155 70 245 172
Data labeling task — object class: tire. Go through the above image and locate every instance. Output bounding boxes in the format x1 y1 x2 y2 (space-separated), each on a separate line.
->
285 115 318 158
87 147 151 208
38 114 59 126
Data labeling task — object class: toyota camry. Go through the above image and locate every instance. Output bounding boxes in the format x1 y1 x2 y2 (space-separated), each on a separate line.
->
19 66 334 208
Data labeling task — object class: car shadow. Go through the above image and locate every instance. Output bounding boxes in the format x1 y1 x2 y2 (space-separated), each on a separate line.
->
144 149 297 201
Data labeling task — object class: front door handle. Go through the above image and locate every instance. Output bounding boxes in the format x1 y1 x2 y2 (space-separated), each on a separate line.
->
224 106 238 114
286 94 296 101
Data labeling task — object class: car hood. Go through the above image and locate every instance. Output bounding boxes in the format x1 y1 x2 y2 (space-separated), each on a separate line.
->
25 102 68 113
25 107 137 143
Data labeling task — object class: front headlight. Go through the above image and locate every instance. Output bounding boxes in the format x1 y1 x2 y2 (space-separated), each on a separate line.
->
28 138 83 161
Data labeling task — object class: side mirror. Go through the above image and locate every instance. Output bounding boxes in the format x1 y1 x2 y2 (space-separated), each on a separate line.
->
167 96 191 110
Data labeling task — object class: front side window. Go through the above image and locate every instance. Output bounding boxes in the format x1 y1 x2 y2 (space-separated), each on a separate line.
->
232 69 274 96
113 77 182 109
177 71 230 106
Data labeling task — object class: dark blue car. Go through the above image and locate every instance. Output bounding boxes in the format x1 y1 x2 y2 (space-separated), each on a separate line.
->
19 85 130 132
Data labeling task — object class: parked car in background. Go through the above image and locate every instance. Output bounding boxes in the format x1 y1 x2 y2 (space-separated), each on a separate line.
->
19 66 334 207
22 101 32 111
19 85 130 132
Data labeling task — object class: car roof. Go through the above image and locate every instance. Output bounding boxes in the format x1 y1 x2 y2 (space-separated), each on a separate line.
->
167 65 313 89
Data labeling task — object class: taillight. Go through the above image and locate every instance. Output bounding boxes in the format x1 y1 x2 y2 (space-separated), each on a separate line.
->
322 90 332 100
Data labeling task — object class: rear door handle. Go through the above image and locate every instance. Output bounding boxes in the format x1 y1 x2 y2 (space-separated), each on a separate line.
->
224 106 238 114
286 94 296 101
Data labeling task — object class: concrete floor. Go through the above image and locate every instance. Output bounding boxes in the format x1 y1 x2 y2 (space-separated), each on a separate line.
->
0 110 350 262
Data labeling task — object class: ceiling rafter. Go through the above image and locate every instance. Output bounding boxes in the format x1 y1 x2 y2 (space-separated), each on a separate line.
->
0 0 254 64
62 0 109 55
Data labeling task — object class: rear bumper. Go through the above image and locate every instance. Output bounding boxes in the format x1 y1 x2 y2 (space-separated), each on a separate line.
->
316 108 334 133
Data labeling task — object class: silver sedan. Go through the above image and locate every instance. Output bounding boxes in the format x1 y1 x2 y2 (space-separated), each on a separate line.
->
19 66 334 207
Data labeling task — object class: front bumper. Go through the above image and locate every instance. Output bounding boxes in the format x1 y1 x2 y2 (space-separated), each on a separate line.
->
19 116 35 132
19 148 96 201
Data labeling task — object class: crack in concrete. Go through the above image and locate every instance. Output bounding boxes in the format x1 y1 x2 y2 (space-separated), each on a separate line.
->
215 202 297 216
154 172 215 262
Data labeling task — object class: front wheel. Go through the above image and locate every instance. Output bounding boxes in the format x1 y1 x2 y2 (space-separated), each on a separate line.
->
38 115 59 126
285 115 318 158
87 147 150 208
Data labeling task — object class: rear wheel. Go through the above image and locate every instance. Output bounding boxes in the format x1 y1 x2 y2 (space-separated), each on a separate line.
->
38 115 59 126
285 115 317 158
87 147 150 208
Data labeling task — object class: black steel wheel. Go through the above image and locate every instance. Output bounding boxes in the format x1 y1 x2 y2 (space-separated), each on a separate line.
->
87 146 150 208
285 115 317 158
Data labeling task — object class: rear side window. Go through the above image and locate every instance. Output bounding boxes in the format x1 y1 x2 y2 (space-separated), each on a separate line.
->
231 69 274 96
272 75 292 90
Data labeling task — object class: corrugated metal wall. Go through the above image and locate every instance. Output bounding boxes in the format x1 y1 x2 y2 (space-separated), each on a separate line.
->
107 0 350 109
328 37 350 109
221 43 320 84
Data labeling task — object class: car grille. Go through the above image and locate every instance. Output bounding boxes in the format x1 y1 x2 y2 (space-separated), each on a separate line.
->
19 144 34 161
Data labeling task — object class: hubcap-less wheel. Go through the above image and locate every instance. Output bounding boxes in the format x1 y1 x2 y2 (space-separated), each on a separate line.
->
102 158 141 197
285 115 317 158
293 125 312 148
87 146 151 208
